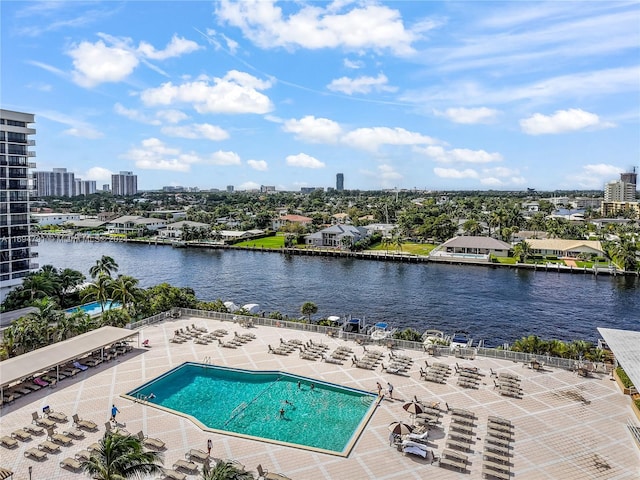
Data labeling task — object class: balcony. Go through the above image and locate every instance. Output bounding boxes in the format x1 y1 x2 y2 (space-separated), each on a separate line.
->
28 162 36 168
28 140 36 146
28 151 36 157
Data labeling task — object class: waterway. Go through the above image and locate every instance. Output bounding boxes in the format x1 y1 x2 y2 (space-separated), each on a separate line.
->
37 240 639 346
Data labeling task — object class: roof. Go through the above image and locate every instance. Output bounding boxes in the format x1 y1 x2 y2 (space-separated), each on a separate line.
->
598 328 640 392
0 326 138 388
279 214 312 222
165 220 210 229
68 219 107 228
440 236 512 250
526 239 603 252
0 307 38 328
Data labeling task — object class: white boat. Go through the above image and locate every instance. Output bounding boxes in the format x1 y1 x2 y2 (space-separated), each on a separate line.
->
341 316 366 334
422 329 447 346
223 301 240 313
326 315 344 326
242 303 261 315
450 331 473 350
369 322 397 341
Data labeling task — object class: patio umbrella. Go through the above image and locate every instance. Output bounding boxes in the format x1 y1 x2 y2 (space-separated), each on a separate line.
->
388 421 414 436
0 468 13 480
402 401 424 416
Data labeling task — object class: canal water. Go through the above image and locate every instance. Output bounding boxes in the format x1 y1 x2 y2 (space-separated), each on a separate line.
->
37 240 639 346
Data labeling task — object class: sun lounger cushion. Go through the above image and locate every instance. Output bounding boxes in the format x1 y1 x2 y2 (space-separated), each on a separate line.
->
12 429 32 441
39 440 61 452
173 460 198 473
60 457 82 470
164 469 186 480
403 445 428 458
24 447 47 460
0 436 18 448
187 448 208 461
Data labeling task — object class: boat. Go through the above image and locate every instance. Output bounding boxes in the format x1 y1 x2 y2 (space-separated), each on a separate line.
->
223 301 240 313
341 316 366 334
326 315 344 326
241 303 261 315
449 331 473 350
422 329 447 346
368 322 397 341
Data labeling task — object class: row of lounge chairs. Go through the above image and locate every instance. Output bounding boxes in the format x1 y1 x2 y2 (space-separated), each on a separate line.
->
352 348 385 370
218 332 256 348
443 407 477 457
419 362 452 384
482 417 515 479
456 367 483 389
493 373 523 399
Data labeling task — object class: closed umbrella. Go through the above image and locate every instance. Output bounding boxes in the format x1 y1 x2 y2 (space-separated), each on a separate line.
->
388 421 414 436
402 401 424 416
0 468 13 480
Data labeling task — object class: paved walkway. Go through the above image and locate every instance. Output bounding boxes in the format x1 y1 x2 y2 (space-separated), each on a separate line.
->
1 315 639 479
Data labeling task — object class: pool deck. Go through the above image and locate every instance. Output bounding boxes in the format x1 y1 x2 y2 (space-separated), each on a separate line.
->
1 315 639 479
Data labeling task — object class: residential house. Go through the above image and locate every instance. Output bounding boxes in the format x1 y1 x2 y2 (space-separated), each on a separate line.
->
159 220 210 239
32 213 81 226
331 213 351 224
106 216 166 236
430 236 512 260
526 239 605 258
305 224 370 249
512 230 549 243
363 223 397 238
271 214 313 231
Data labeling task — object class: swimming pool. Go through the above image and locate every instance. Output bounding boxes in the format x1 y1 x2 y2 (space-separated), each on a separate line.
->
127 363 377 456
65 300 121 316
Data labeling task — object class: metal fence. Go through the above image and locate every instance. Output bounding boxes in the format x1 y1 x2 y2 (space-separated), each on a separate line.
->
128 307 609 373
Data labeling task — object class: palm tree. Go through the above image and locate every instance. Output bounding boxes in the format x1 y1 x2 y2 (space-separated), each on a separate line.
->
90 255 119 279
201 460 255 480
612 236 638 272
22 271 58 301
83 275 113 312
81 431 164 480
300 301 318 322
56 268 86 307
109 275 142 315
462 219 483 236
512 241 532 263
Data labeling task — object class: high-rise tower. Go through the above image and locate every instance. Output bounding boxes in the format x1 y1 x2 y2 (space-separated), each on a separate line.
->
0 109 38 302
336 173 344 191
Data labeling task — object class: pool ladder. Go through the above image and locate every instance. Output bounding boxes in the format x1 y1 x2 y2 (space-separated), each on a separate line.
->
135 393 150 403
203 356 212 365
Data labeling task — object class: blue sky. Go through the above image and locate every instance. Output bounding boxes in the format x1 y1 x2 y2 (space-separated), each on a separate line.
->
2 1 639 192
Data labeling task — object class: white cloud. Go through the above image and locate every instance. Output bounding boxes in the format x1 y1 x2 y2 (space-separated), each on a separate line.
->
433 167 479 179
63 126 104 139
344 58 364 69
137 34 201 60
68 39 139 87
207 151 241 166
67 33 201 87
342 127 437 151
282 115 342 143
121 138 241 171
520 108 614 135
82 166 113 182
286 153 325 169
238 181 261 191
161 123 230 141
215 0 418 56
420 145 502 164
378 164 402 181
480 167 526 186
155 109 189 124
247 159 268 171
327 73 396 95
140 70 273 114
114 103 161 125
435 107 499 124
572 163 624 188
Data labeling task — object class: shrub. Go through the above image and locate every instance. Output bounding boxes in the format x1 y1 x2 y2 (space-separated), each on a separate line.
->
616 367 634 388
635 398 640 410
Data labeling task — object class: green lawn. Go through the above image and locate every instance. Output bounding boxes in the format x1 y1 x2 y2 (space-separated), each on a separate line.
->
234 235 285 248
368 242 436 256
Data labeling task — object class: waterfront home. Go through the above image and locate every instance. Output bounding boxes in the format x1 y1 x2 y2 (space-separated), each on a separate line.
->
304 224 370 249
363 223 397 238
512 230 549 243
271 214 313 231
526 239 605 258
331 212 351 224
106 215 167 236
31 212 81 226
431 236 512 260
159 220 210 239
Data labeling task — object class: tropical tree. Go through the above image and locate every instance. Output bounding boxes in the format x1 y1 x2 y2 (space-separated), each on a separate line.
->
109 275 143 315
83 275 114 312
611 236 638 272
462 219 483 236
201 460 255 480
90 255 119 279
81 431 164 480
512 241 532 263
300 301 318 322
22 270 59 301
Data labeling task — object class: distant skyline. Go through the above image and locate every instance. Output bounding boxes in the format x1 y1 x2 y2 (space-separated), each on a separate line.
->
2 1 639 191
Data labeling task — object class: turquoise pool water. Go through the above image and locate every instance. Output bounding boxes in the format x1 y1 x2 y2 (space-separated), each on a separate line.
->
128 363 376 454
65 300 121 316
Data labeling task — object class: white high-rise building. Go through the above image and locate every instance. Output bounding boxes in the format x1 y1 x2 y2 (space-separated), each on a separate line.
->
0 109 38 302
604 180 636 202
111 171 138 196
35 167 75 197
